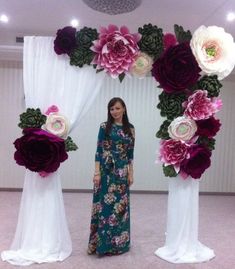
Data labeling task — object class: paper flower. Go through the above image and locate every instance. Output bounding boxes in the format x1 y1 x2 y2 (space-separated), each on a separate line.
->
44 113 69 138
168 116 197 141
91 24 141 78
14 128 68 173
163 33 177 50
130 52 153 78
196 117 221 138
159 139 188 165
180 145 211 179
54 26 77 55
183 90 222 120
152 42 201 93
190 25 235 80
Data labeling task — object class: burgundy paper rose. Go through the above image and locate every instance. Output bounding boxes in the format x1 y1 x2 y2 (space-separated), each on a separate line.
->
54 26 77 55
180 145 211 179
14 128 68 173
196 117 221 138
152 42 201 93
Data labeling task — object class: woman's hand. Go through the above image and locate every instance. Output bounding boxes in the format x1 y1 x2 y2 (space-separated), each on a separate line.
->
128 173 134 186
93 174 101 186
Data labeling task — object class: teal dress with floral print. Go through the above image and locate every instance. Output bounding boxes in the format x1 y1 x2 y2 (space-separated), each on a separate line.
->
88 122 135 255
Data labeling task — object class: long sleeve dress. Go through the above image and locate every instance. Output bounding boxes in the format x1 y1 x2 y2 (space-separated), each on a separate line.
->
88 122 135 255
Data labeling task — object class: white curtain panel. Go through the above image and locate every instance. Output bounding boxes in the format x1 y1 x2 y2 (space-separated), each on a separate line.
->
1 36 105 266
155 177 215 263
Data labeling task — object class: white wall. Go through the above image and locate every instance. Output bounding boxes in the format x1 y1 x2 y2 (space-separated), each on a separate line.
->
1 60 235 192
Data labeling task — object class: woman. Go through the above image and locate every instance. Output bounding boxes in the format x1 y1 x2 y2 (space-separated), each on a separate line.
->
88 97 135 255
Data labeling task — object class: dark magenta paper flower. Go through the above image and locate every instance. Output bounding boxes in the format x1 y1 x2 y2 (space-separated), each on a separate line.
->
14 128 68 173
152 42 201 93
54 26 77 55
180 145 211 179
196 117 221 138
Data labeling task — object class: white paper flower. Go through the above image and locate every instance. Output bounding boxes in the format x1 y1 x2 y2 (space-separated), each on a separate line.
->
130 52 153 78
44 113 69 138
190 25 235 80
168 116 197 141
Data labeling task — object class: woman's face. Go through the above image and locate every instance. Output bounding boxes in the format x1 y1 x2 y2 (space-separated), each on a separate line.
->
110 101 125 122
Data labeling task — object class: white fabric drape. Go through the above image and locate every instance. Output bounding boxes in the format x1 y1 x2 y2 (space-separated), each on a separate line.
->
1 36 105 266
155 177 215 263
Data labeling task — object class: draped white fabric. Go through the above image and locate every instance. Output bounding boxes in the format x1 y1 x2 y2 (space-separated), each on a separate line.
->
1 36 105 266
155 177 215 263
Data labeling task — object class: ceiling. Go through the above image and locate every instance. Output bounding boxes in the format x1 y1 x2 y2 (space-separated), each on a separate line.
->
0 0 235 61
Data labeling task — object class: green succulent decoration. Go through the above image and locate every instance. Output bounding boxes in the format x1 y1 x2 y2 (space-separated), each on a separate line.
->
65 136 78 152
70 27 98 67
157 92 186 120
138 23 164 60
18 108 46 129
156 120 171 139
197 75 222 97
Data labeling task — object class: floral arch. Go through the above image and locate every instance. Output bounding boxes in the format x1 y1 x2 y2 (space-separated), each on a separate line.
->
14 23 235 180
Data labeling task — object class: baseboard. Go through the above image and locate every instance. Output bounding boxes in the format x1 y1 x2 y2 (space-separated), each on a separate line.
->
0 188 235 195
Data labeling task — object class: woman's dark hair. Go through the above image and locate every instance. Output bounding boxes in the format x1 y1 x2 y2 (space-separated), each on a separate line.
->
105 97 132 137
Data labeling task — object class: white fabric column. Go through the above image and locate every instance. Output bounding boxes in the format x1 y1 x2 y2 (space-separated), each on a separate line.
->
1 36 105 266
155 177 215 263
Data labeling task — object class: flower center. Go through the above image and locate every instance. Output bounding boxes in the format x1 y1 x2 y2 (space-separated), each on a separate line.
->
203 41 221 62
52 120 62 130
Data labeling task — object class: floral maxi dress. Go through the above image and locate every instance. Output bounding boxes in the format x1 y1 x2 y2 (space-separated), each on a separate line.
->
88 122 135 255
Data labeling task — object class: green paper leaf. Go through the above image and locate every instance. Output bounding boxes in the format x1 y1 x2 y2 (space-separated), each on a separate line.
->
163 165 178 177
118 73 125 83
65 136 78 152
174 24 192 43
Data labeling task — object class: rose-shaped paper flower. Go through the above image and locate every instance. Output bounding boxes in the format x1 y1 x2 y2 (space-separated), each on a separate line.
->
54 26 77 55
190 25 235 80
180 145 211 179
168 116 197 141
196 117 221 138
44 113 69 138
183 90 222 120
130 52 153 78
45 105 59 115
91 24 141 78
159 139 188 166
152 42 201 93
14 128 68 173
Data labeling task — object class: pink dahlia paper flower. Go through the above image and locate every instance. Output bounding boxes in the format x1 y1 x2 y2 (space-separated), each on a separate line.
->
183 90 222 120
130 52 153 78
168 116 197 141
159 139 188 166
91 24 141 78
190 25 235 80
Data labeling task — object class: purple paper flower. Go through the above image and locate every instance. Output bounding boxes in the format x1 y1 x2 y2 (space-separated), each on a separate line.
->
180 145 211 179
152 42 201 93
14 128 68 173
196 117 221 138
54 26 77 55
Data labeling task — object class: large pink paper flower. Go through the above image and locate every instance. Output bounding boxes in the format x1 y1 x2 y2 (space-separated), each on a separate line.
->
183 90 222 120
159 139 188 166
91 24 141 78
